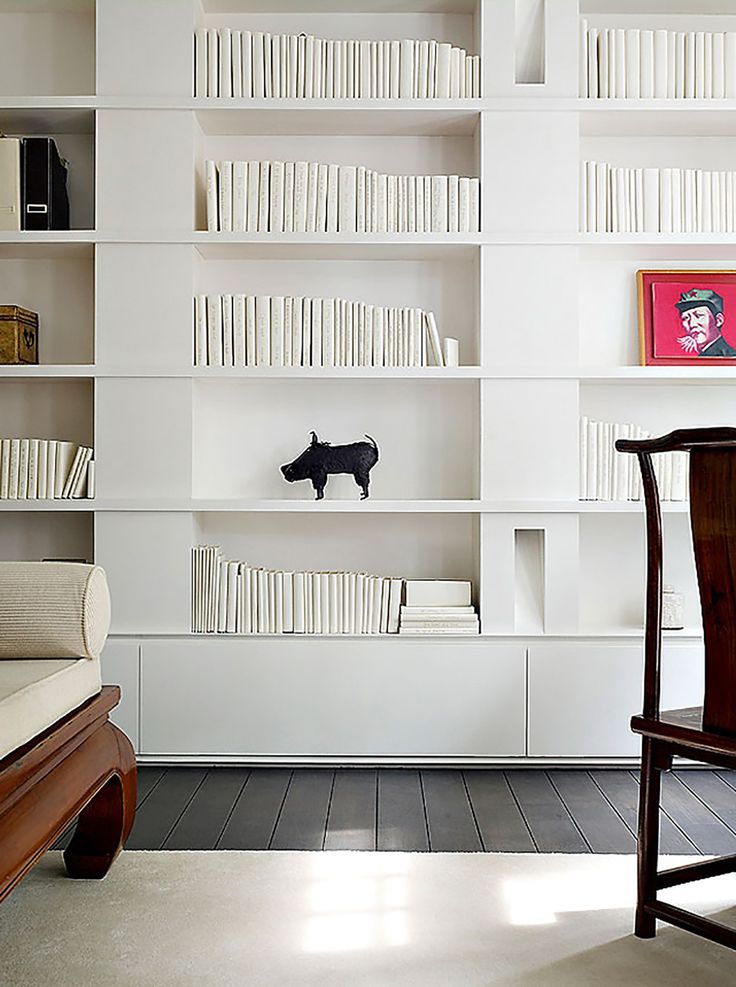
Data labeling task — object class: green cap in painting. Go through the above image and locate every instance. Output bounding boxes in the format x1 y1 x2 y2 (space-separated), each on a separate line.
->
675 288 724 316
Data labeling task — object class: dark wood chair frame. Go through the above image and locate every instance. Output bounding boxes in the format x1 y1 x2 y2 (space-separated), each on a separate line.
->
617 426 736 951
0 685 136 904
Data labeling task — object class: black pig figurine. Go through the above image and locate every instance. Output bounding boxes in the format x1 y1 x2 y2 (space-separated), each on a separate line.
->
281 431 379 500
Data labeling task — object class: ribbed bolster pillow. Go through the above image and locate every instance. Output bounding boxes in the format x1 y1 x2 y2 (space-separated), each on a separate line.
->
0 562 111 659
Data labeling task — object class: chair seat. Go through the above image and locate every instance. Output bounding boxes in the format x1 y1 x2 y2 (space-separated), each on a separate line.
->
632 706 736 763
0 659 101 761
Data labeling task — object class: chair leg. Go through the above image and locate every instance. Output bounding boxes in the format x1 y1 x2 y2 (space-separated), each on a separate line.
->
635 736 661 938
63 722 137 880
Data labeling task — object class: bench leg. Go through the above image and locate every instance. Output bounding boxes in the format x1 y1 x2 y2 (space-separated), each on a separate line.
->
63 723 137 880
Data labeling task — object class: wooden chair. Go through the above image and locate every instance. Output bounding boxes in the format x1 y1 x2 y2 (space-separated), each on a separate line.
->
616 426 736 950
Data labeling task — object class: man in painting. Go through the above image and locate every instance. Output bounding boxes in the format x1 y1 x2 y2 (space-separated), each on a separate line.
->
676 287 736 357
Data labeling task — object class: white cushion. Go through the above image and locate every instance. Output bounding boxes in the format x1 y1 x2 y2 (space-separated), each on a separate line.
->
0 562 111 660
0 658 102 761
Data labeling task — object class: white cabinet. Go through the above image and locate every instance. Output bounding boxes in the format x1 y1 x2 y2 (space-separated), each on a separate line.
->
100 638 140 750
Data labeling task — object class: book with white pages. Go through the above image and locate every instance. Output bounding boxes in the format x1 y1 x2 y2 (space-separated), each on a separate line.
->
54 441 77 499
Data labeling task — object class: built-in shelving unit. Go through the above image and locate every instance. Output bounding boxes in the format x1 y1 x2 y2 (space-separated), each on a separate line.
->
2 0 723 764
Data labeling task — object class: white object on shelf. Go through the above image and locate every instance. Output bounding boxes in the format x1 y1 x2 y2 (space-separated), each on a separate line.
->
662 585 685 630
443 337 459 367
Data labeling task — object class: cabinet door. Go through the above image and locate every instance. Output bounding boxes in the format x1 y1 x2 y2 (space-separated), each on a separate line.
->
140 638 526 758
100 638 139 751
528 641 705 758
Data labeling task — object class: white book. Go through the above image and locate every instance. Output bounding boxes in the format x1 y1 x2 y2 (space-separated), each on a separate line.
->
667 31 676 98
291 297 303 367
268 295 283 367
615 30 628 97
36 438 48 499
293 572 305 633
326 163 339 233
274 571 284 634
246 160 260 233
643 168 659 232
579 416 588 498
399 38 413 98
587 28 599 98
320 572 330 634
469 178 480 232
726 33 736 98
302 296 312 366
595 162 608 232
218 161 233 232
70 446 92 499
232 30 243 98
705 31 714 99
255 295 271 366
714 33 726 99
695 31 706 99
325 40 335 99
310 297 322 367
387 579 402 633
431 175 448 232
0 438 9 498
26 438 38 499
702 170 713 232
425 311 444 367
270 159 285 234
207 294 223 367
282 161 295 232
405 580 471 608
671 169 683 234
625 29 640 98
356 165 366 233
195 28 208 97
579 20 589 96
282 296 293 367
258 160 270 231
61 443 83 499
242 30 252 98
316 163 329 233
232 160 247 232
46 441 57 501
221 294 233 367
653 29 667 98
675 32 686 100
449 46 462 98
244 294 257 366
303 34 314 99
306 161 319 232
263 32 273 99
436 42 451 98
282 572 294 633
595 421 606 500
205 160 218 231
293 160 308 232
272 34 283 99
640 30 654 98
195 294 208 366
312 571 322 634
219 28 232 98
598 31 609 99
586 420 597 500
8 438 20 499
225 561 237 633
659 168 673 233
287 34 298 99
207 28 219 97
257 568 269 633
322 297 335 367
338 165 357 233
387 174 397 232
233 294 246 367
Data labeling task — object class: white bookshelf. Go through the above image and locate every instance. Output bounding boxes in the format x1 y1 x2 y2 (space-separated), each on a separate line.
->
2 0 723 763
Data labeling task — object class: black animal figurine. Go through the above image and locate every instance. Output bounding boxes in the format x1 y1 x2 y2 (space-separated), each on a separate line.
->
281 431 379 500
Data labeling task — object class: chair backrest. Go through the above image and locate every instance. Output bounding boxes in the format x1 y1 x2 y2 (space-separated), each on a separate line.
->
616 427 736 734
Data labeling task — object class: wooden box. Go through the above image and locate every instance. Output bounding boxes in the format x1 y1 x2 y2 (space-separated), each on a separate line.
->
0 306 38 364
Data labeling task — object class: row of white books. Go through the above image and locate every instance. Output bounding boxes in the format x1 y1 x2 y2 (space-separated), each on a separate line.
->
580 22 736 99
579 418 688 502
580 161 736 234
191 546 404 634
0 439 94 500
206 159 480 233
194 28 480 99
193 293 447 368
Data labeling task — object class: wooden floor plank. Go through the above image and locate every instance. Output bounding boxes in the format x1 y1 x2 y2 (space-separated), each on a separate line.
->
421 770 482 852
377 769 429 852
217 769 292 850
593 770 698 854
675 771 736 835
463 770 535 852
659 772 736 855
135 766 166 807
270 769 334 850
125 767 207 850
505 770 589 853
324 769 377 851
163 768 248 850
549 771 635 853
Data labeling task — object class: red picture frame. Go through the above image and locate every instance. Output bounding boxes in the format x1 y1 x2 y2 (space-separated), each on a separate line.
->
638 270 736 366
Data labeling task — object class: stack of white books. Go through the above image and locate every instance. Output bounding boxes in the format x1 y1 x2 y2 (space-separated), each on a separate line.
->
580 22 736 99
579 417 688 502
191 546 404 634
0 438 94 500
206 159 480 234
194 28 480 99
580 161 736 234
194 293 445 368
398 579 479 635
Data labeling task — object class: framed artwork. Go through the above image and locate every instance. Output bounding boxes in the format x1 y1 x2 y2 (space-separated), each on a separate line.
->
637 270 736 366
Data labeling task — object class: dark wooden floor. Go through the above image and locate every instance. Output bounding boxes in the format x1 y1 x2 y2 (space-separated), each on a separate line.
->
70 767 736 853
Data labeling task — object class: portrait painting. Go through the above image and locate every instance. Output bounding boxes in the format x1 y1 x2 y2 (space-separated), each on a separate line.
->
638 270 736 366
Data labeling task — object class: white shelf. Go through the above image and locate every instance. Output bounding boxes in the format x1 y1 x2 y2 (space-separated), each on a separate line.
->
108 628 703 641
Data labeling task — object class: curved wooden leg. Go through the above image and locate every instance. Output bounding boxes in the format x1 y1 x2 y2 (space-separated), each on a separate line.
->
63 723 137 880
